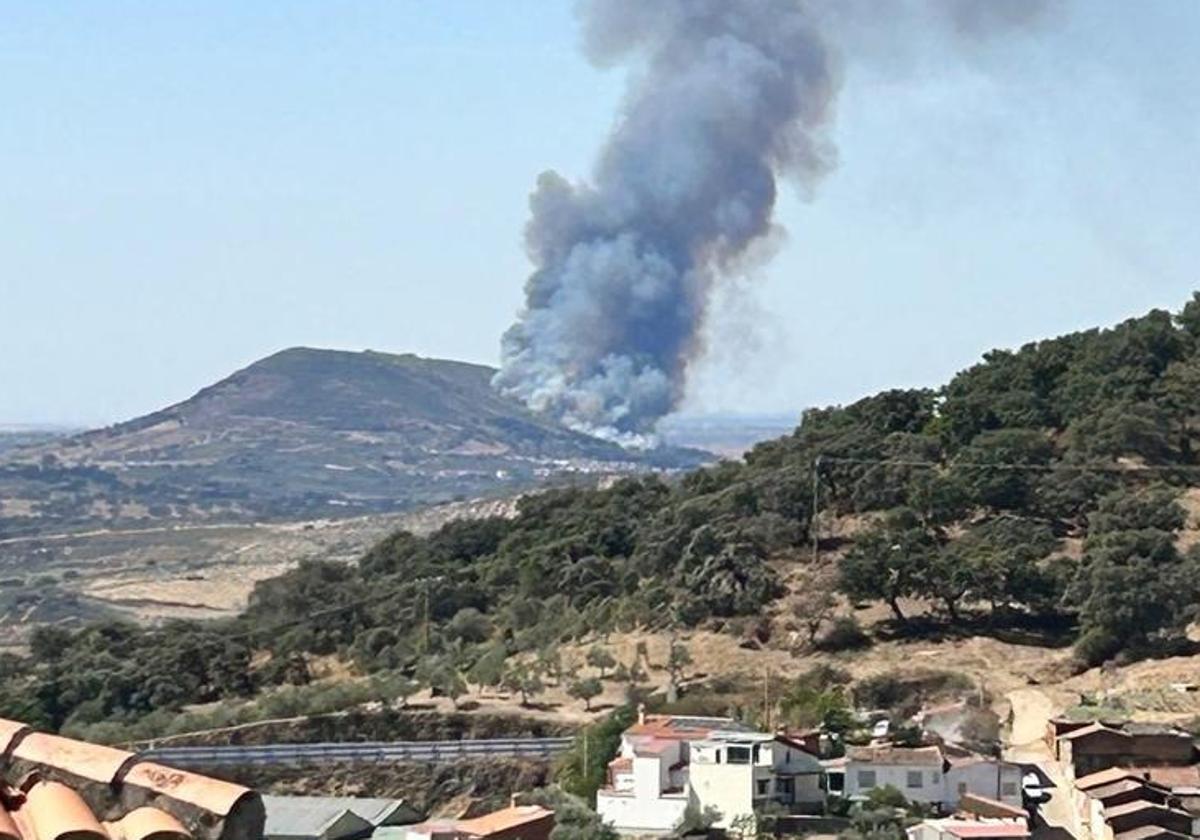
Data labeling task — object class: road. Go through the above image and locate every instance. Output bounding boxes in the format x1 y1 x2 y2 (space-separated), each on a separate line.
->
1005 688 1076 838
138 737 575 767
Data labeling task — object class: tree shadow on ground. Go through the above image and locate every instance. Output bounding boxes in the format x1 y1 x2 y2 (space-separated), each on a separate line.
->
872 609 1078 650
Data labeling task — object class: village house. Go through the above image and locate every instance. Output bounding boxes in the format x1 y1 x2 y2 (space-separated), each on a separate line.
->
824 745 1022 811
1052 722 1196 781
595 712 823 834
1073 767 1200 840
906 791 1031 840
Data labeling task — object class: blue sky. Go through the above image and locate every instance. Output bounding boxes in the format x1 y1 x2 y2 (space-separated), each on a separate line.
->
2 1 1198 426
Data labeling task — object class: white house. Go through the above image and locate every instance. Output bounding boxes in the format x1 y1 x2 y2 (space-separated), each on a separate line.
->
595 712 823 835
824 745 1022 811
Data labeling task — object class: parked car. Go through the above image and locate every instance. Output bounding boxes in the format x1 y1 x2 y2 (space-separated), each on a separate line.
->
1022 771 1050 803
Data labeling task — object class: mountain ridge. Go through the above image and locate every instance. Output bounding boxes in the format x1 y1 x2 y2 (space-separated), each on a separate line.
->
0 348 707 538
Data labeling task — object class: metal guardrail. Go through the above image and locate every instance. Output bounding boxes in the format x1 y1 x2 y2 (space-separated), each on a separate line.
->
138 737 575 767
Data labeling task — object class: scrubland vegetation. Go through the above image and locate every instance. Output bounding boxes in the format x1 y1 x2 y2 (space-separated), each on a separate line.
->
4 296 1200 738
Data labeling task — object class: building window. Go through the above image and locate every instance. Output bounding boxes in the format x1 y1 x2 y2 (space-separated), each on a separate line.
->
957 782 968 795
858 770 877 789
1002 782 1018 797
828 774 845 794
727 746 752 765
778 778 795 799
756 780 771 798
906 771 923 789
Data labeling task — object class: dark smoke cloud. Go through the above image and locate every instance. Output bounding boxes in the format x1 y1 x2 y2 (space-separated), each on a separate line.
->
494 0 1053 445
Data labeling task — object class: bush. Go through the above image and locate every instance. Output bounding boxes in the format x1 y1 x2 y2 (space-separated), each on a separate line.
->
818 616 871 652
1074 627 1122 667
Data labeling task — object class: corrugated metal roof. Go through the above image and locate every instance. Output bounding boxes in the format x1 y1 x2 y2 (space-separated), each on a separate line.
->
263 796 416 838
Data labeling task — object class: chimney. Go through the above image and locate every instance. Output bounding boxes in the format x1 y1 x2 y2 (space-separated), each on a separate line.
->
637 703 646 726
510 793 519 808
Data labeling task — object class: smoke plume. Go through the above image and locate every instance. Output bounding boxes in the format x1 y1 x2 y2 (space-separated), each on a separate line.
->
494 0 1052 445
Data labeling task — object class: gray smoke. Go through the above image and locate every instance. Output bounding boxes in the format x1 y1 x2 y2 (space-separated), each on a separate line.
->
494 0 1052 446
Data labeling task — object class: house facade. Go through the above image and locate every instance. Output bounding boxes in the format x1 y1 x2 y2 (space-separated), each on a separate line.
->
595 713 823 834
1057 724 1196 781
825 746 1022 811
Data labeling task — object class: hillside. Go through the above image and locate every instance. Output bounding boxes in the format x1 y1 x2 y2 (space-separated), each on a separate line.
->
7 295 1200 742
0 348 705 538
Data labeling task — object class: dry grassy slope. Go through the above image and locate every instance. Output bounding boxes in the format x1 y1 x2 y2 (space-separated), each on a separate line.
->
405 486 1200 737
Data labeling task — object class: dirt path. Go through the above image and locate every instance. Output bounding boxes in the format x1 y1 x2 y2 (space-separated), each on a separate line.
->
1007 687 1059 752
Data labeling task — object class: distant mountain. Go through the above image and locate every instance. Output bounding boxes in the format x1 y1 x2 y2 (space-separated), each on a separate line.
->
0 348 707 537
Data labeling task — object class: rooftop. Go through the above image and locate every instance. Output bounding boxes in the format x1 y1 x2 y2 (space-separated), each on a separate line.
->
1104 801 1190 820
1076 768 1142 791
0 718 262 840
1130 766 1200 791
1060 723 1129 742
262 796 416 837
454 805 553 838
957 794 1028 821
1114 827 1191 840
625 715 754 741
929 821 1029 839
1084 780 1167 801
847 745 944 767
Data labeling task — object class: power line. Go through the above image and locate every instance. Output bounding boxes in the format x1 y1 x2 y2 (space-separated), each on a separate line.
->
222 574 445 645
817 455 1200 474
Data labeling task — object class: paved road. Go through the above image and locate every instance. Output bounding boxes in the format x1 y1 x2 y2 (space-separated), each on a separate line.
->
139 737 575 767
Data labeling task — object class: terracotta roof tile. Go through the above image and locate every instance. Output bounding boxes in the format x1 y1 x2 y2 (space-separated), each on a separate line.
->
0 720 261 840
0 721 30 758
625 715 749 741
0 805 21 840
943 824 1029 839
13 733 133 784
455 805 553 838
1129 766 1200 790
121 763 252 818
108 807 191 840
1077 768 1140 790
23 780 110 840
846 745 944 766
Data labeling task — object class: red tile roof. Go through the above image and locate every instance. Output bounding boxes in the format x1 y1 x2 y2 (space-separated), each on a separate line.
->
846 745 944 766
943 823 1029 838
1076 768 1141 791
624 715 736 740
0 718 262 840
957 794 1028 820
455 805 553 838
1129 766 1200 790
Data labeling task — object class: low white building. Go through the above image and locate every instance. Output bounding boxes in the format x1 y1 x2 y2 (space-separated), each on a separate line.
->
824 745 1023 811
907 817 1030 840
595 713 823 835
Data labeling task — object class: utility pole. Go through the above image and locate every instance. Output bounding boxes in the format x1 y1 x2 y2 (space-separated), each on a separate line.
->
423 582 432 653
764 665 772 730
811 455 822 564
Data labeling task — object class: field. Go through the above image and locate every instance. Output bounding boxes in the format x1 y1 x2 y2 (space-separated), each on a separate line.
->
0 496 521 648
